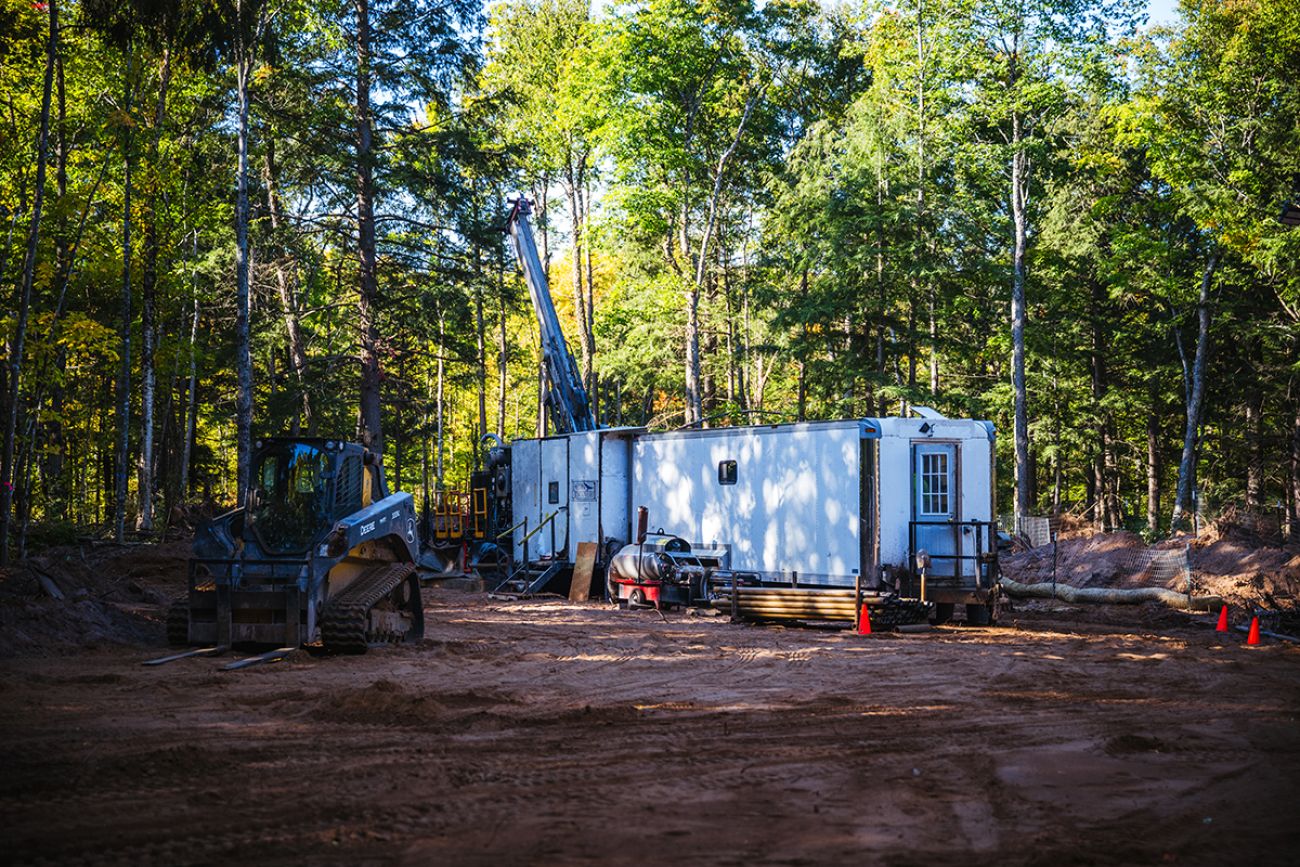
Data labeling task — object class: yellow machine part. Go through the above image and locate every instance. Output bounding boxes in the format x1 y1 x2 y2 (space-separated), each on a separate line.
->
327 539 403 596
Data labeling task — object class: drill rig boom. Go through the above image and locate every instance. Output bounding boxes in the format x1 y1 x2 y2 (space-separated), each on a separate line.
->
506 197 595 434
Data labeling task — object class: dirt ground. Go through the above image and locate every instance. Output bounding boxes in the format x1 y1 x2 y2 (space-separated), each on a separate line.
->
2 587 1299 867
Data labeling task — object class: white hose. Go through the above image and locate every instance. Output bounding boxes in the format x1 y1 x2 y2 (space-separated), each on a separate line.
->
998 577 1221 611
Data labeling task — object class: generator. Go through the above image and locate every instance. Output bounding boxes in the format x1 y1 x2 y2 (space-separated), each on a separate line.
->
606 534 710 609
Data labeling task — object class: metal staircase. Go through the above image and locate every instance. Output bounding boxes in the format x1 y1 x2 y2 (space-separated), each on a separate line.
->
491 560 566 597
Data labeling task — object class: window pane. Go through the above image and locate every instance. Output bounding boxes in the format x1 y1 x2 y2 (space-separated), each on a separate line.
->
920 452 949 516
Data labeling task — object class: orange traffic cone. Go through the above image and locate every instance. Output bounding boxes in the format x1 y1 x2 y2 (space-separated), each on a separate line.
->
1246 616 1261 646
857 605 872 636
1215 605 1230 633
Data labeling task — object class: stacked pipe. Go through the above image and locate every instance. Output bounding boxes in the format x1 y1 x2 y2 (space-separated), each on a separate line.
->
710 587 890 621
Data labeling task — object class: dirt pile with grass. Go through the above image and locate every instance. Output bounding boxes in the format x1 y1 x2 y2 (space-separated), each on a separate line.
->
1001 518 1300 608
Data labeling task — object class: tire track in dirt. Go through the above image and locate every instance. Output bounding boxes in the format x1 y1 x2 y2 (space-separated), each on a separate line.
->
4 595 1299 866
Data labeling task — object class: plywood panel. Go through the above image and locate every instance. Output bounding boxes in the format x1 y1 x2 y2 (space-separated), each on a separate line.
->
569 542 599 602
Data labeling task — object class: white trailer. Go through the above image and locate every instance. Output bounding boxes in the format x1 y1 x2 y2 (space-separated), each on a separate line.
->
508 412 998 609
508 428 639 562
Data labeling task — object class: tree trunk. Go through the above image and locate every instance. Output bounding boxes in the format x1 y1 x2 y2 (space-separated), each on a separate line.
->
1010 111 1032 522
263 143 313 431
1147 384 1161 536
1171 251 1218 530
684 87 761 428
497 246 508 439
0 0 56 564
1290 393 1300 542
435 314 445 487
472 192 487 439
138 46 170 532
16 411 37 558
537 361 547 436
1245 390 1263 508
906 296 917 398
44 44 69 524
115 41 134 541
876 156 887 417
917 0 937 397
1090 278 1108 528
724 263 737 409
475 281 487 439
354 0 383 455
702 270 718 417
928 292 938 396
684 282 703 426
796 265 808 422
393 354 403 488
233 29 254 506
563 170 591 398
178 231 199 502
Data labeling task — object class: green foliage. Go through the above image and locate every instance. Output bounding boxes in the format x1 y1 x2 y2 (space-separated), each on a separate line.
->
2 0 1297 549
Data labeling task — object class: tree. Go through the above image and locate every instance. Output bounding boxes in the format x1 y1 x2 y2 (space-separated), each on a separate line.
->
602 0 803 426
965 0 1142 522
1128 0 1300 529
483 0 604 400
0 0 57 564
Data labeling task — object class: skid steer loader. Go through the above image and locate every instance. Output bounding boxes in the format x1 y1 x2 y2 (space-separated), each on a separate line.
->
167 437 424 654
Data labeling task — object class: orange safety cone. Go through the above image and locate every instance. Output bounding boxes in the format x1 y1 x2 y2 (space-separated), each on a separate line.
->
1215 605 1230 633
1246 616 1261 646
857 604 872 636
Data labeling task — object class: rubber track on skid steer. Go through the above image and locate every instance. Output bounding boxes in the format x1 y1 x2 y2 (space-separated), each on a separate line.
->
320 562 416 654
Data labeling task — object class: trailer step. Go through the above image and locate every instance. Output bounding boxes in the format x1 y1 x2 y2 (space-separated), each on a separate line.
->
491 560 565 597
141 646 227 666
222 647 298 671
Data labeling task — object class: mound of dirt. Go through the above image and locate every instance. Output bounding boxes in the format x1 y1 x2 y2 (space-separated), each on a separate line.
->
1188 522 1300 608
1001 519 1300 610
0 539 190 658
310 679 517 728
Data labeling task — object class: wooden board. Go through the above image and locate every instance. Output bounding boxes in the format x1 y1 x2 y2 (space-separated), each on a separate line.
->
569 542 599 602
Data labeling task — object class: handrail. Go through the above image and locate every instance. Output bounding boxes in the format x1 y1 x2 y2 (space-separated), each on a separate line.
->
518 510 559 545
493 510 559 544
495 517 529 542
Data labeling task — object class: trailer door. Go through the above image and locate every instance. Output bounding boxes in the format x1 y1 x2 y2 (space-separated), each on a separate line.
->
539 437 569 558
913 442 959 577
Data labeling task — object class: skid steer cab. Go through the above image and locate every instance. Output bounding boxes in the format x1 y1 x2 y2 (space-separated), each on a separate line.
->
171 437 424 654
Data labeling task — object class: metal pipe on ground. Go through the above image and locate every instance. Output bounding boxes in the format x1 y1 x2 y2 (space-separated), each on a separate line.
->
724 597 862 607
711 604 860 617
711 596 863 607
728 606 859 615
723 600 879 610
1233 623 1300 644
725 590 862 598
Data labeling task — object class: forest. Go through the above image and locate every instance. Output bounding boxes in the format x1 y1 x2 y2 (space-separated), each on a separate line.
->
0 0 1297 562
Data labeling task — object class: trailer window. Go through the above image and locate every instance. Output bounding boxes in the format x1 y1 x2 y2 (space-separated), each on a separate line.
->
718 460 737 485
548 481 560 504
920 451 950 516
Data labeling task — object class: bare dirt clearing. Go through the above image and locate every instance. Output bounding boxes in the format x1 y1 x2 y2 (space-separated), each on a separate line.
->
2 589 1298 867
